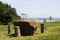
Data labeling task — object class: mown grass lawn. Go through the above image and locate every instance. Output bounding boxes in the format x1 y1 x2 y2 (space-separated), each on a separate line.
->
0 22 60 40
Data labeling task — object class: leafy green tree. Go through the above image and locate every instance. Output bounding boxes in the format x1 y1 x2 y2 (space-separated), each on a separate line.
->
43 19 46 24
0 2 21 25
49 16 53 22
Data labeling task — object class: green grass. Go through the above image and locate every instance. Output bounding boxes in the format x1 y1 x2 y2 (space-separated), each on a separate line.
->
0 22 60 40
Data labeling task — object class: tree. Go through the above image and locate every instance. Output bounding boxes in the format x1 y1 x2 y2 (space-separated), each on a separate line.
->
49 16 53 22
43 19 46 24
21 13 28 19
0 2 21 25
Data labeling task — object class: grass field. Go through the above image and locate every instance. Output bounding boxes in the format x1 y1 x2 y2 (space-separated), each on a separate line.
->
0 22 60 40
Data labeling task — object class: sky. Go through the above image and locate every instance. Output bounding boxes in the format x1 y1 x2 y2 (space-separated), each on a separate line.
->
0 0 60 18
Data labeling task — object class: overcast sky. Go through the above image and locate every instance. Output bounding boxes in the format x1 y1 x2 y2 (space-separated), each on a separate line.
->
0 0 60 18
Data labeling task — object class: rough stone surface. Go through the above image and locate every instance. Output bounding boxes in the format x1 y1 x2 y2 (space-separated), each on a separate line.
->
14 19 38 36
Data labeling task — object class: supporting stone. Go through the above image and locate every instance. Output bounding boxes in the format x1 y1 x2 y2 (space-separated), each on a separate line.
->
8 25 12 35
14 26 20 36
41 24 45 33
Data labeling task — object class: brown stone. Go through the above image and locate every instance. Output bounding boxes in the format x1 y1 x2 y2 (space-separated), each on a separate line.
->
8 24 12 35
14 19 38 36
41 24 45 33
